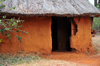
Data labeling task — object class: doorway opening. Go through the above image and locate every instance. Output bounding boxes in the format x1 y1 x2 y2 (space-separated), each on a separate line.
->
51 17 71 51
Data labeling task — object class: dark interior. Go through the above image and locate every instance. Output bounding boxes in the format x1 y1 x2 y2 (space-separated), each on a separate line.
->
51 17 58 51
51 17 71 51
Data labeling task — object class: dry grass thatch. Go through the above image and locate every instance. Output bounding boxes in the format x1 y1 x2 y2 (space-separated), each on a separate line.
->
0 0 100 16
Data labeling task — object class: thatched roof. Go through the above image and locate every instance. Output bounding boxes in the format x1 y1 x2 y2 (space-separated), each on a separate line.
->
0 0 100 17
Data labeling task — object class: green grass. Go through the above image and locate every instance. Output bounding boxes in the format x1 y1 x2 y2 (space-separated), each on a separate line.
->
85 52 90 55
93 46 100 54
0 53 41 66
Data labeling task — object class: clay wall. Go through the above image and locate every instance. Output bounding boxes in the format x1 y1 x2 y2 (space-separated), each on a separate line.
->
71 16 94 52
0 16 52 54
0 16 94 54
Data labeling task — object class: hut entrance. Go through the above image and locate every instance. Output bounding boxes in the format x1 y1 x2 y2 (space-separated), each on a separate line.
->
51 17 71 51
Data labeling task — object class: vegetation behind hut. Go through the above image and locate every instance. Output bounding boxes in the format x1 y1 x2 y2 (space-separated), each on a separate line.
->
93 0 100 31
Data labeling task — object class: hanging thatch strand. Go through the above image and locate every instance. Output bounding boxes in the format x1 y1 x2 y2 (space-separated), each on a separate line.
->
0 0 100 17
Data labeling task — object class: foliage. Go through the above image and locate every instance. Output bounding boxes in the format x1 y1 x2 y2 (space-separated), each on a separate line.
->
0 53 41 66
93 17 100 31
92 4 100 31
96 3 100 9
0 0 28 43
0 0 5 8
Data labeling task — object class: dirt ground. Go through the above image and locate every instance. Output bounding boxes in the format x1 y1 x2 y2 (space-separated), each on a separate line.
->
39 52 100 66
15 33 100 66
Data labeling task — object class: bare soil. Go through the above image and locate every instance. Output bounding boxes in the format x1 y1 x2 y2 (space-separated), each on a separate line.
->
15 33 100 66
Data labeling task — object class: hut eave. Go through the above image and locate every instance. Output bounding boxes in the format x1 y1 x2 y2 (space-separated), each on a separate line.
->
0 0 100 17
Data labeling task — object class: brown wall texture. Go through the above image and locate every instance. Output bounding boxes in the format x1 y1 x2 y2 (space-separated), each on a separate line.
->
0 16 94 54
0 16 52 54
71 16 94 52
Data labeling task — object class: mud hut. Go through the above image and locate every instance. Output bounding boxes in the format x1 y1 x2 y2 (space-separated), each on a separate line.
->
0 0 100 54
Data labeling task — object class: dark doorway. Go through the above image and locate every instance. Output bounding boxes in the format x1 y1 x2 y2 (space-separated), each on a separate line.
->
51 17 58 51
51 17 71 51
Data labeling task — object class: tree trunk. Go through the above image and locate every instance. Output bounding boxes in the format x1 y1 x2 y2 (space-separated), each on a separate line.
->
99 0 100 4
94 0 97 6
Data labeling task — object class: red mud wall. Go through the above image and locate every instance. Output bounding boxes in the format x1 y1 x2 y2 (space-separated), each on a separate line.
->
71 16 94 52
0 16 52 54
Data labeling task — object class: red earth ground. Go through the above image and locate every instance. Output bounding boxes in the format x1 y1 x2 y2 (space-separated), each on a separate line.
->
40 52 100 66
16 51 100 66
15 33 100 66
39 33 100 66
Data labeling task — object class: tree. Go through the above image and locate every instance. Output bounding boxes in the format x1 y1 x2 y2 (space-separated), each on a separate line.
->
93 0 100 31
0 0 28 43
94 0 97 6
99 0 100 4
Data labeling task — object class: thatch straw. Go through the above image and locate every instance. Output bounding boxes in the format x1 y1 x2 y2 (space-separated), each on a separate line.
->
0 0 100 16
